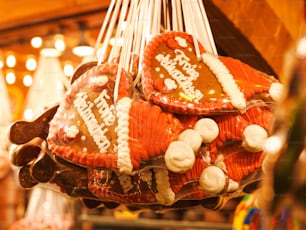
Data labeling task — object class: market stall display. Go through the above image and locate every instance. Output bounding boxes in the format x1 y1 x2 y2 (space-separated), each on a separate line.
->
8 0 284 212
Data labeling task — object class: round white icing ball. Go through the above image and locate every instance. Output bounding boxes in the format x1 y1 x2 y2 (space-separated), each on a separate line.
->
164 141 195 173
96 75 109 87
242 124 268 152
269 82 284 102
199 165 226 194
178 129 202 152
227 179 239 192
194 118 219 143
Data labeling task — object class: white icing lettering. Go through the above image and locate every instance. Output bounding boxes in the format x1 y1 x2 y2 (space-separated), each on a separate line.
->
73 92 111 152
94 89 116 126
155 49 203 102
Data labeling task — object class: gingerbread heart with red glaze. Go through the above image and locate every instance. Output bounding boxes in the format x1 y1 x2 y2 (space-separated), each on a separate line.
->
47 62 184 174
47 63 134 169
141 31 280 115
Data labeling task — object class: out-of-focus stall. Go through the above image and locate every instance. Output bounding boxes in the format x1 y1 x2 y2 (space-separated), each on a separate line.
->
0 1 304 229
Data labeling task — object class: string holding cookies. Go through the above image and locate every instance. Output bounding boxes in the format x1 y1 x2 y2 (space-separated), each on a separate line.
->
8 0 284 211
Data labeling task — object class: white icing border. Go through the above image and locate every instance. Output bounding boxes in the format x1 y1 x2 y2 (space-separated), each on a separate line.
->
116 97 133 174
201 53 246 110
154 168 175 206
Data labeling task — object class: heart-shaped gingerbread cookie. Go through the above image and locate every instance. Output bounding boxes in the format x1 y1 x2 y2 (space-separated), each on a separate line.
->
141 31 281 115
47 62 184 174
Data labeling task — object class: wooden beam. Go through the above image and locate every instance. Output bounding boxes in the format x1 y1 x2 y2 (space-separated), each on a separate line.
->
205 1 276 76
207 0 304 78
0 0 110 30
0 0 303 78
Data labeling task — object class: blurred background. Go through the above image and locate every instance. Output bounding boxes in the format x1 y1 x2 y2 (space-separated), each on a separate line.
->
0 0 304 229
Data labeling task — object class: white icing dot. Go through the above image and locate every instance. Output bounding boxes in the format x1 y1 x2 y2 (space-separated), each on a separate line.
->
164 141 195 173
81 136 86 141
200 166 226 194
242 124 268 152
194 118 219 143
95 75 109 87
175 36 187 47
269 82 284 102
155 67 160 72
164 78 177 90
65 125 79 138
82 147 88 153
178 129 202 152
68 113 75 120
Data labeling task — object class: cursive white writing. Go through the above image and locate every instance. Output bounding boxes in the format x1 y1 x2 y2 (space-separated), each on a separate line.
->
155 48 203 102
94 89 116 126
74 91 114 152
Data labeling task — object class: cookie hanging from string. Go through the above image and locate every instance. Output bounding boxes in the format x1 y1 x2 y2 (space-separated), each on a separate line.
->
8 0 284 211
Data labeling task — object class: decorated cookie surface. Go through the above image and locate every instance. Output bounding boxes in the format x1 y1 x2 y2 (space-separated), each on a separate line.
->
142 31 281 115
8 30 283 211
47 62 184 173
47 63 134 169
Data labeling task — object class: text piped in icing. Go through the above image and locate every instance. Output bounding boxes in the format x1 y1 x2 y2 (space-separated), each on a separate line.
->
73 89 116 153
155 49 203 102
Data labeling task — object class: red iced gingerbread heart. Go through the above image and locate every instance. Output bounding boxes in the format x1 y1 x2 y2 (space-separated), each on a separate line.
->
141 31 280 115
47 63 134 168
47 62 184 173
